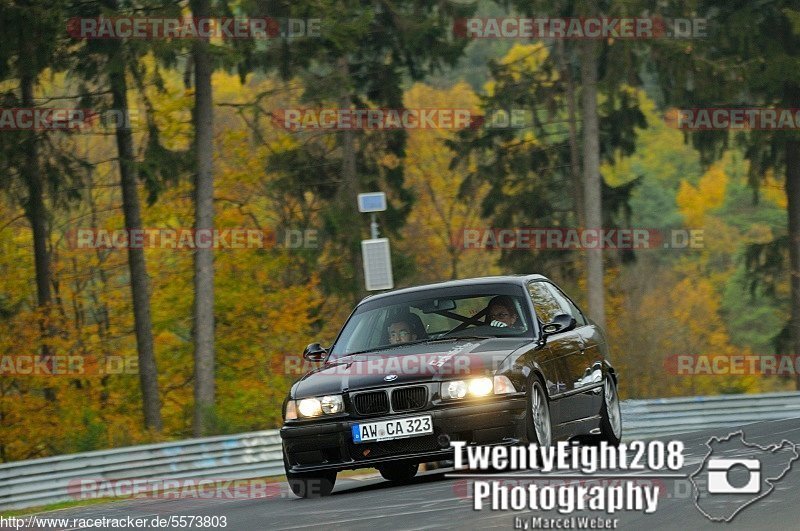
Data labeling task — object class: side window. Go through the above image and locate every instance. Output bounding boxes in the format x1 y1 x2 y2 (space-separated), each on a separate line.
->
527 282 562 323
544 283 587 326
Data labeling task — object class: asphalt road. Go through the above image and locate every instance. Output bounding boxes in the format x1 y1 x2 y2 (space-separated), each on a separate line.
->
12 417 800 531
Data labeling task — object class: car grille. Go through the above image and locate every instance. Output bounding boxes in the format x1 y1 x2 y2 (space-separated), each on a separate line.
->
391 386 427 412
348 435 440 461
353 391 390 416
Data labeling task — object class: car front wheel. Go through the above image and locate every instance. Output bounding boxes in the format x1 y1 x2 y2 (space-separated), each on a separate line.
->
526 378 552 447
599 374 622 446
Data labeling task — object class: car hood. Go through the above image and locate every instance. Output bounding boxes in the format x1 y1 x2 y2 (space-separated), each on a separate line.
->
291 337 530 398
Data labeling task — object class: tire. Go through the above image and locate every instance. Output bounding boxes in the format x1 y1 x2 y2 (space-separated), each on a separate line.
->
526 377 552 447
378 462 419 482
284 452 336 498
599 374 622 446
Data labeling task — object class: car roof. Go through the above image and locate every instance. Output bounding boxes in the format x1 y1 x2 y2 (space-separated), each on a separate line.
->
358 274 549 305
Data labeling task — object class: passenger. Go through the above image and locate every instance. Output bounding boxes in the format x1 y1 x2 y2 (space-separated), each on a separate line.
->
486 295 521 328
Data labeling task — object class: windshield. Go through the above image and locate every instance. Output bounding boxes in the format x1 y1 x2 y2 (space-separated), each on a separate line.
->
329 286 533 359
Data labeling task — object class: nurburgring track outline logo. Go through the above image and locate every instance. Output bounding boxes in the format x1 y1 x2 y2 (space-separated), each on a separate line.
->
689 430 799 522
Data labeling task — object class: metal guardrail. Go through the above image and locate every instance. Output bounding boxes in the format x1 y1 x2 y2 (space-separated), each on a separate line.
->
1 391 798 510
620 391 800 440
0 431 283 510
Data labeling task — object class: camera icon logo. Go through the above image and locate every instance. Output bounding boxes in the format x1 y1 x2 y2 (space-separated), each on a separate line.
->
707 458 761 494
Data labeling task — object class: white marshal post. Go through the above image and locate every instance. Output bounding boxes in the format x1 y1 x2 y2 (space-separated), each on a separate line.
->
357 192 393 291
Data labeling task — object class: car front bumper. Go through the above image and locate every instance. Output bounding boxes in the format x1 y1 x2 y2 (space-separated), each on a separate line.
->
280 394 527 473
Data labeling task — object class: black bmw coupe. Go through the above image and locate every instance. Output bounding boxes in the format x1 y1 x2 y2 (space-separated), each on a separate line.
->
280 275 622 497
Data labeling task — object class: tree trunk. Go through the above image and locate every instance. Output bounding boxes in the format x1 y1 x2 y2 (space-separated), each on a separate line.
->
191 0 216 436
450 251 459 280
20 74 50 319
16 16 58 402
785 138 800 390
557 40 584 226
580 39 606 330
337 57 365 302
109 55 163 431
20 56 55 406
21 85 50 312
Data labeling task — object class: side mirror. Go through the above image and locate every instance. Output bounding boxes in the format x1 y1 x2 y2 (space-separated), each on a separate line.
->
541 314 577 336
303 343 328 362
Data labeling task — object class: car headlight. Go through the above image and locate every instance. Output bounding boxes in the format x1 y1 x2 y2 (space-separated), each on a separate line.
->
288 395 345 419
443 380 468 399
298 398 322 417
441 376 517 400
320 395 344 414
468 377 493 397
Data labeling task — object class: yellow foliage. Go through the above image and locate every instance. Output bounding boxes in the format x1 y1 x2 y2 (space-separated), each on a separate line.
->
399 82 499 282
762 170 788 208
484 43 553 96
0 65 327 461
676 162 728 226
607 263 767 399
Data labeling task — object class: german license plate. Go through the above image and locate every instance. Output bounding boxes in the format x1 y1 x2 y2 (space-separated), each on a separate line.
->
351 415 433 443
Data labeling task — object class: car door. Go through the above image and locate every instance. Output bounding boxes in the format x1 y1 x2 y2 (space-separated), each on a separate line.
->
526 281 583 425
541 282 604 420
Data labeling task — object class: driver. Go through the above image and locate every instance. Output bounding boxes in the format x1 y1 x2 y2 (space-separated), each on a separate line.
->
387 312 426 344
486 296 521 328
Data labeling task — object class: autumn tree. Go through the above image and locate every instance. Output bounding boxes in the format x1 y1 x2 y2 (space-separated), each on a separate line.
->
451 42 644 293
652 0 800 388
187 0 217 436
67 0 191 431
400 82 497 282
0 1 64 362
257 0 476 300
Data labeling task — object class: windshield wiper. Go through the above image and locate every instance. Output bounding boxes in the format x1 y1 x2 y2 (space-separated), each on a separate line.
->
428 334 492 341
335 338 435 358
333 336 491 359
